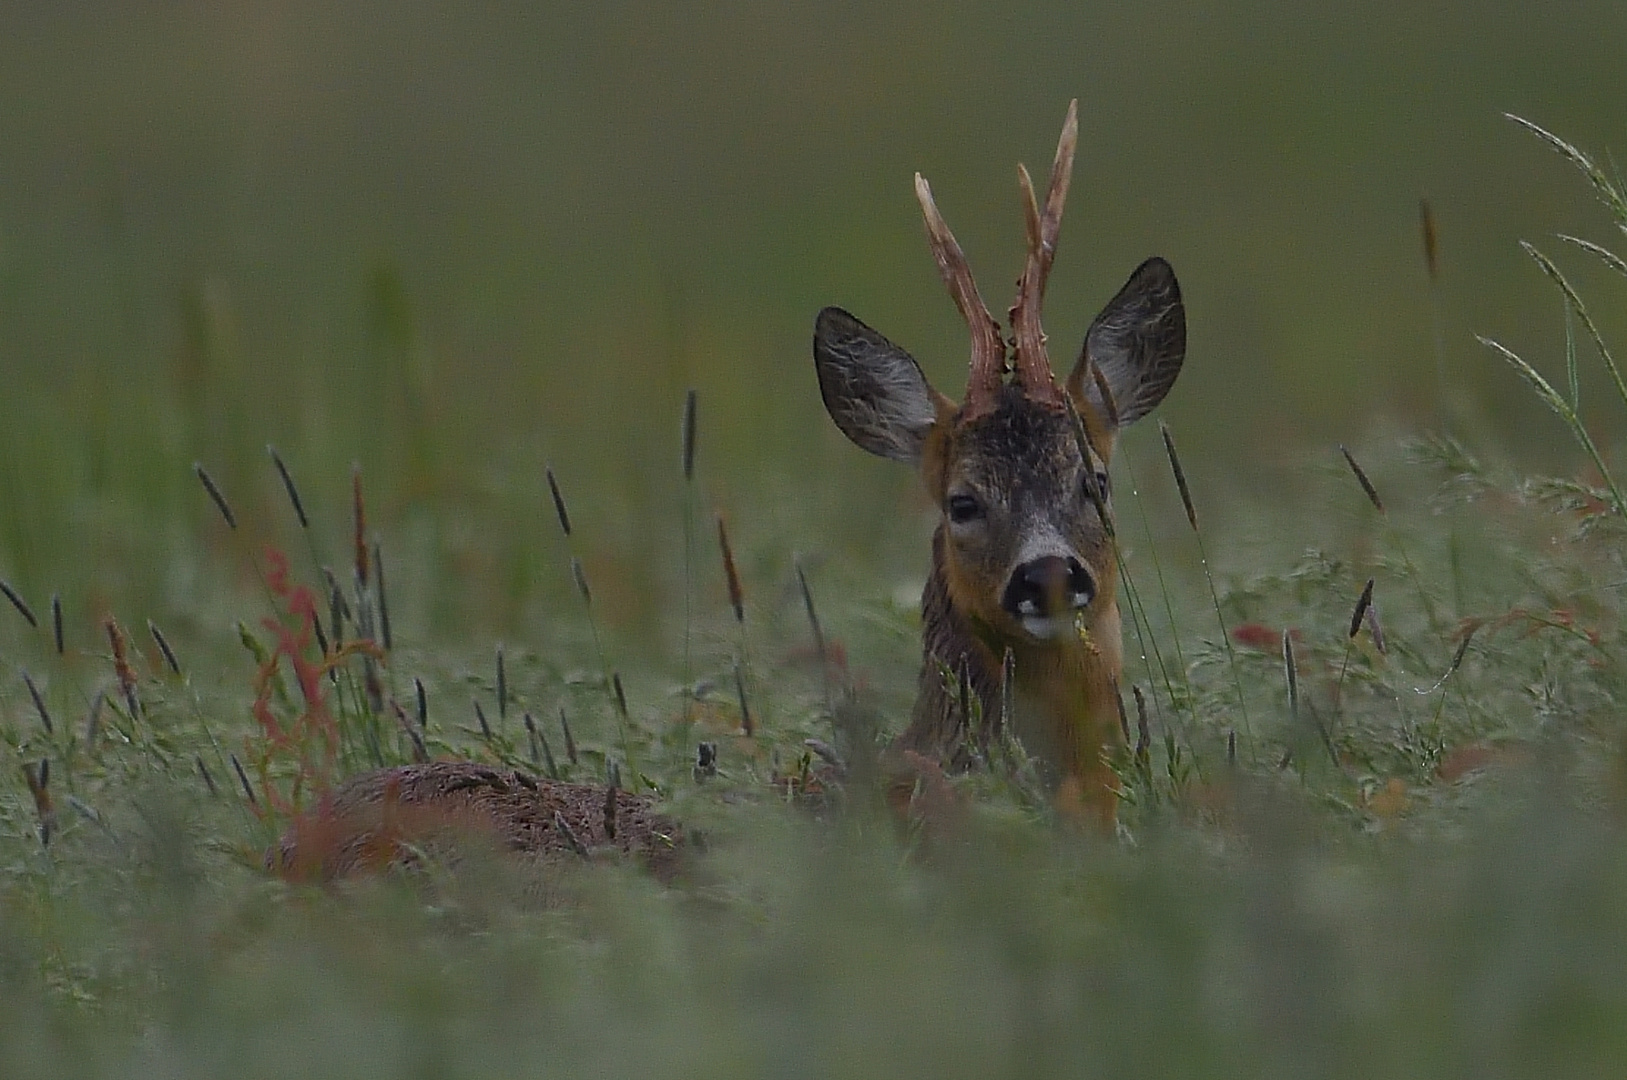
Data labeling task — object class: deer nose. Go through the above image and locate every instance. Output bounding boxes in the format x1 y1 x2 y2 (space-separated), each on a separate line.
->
1002 556 1095 620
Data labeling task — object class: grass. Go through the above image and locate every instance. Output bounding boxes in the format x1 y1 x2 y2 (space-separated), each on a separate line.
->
2 124 1627 1077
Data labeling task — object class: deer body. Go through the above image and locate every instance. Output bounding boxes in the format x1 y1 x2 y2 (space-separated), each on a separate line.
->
813 103 1186 822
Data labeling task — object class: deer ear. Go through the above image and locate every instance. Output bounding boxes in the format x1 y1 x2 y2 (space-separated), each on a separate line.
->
814 307 951 464
1068 257 1186 429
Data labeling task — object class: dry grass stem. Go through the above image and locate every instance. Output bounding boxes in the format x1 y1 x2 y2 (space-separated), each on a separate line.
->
717 516 744 623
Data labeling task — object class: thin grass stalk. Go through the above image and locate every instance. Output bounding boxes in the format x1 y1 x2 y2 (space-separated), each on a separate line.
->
1480 336 1627 522
548 467 630 767
373 541 392 652
1161 421 1254 760
795 558 830 712
681 389 698 738
1112 449 1195 762
1521 242 1627 417
1338 445 1446 636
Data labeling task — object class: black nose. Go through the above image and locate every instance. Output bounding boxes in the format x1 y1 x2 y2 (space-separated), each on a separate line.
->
1001 556 1095 620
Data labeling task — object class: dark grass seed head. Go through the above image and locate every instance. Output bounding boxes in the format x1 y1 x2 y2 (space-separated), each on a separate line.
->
732 660 752 737
267 444 310 529
195 755 218 797
496 644 507 720
1365 602 1387 655
1420 198 1440 283
50 594 62 654
571 557 592 607
560 707 578 764
474 699 492 740
1159 421 1198 530
1 580 38 629
193 463 237 529
717 516 744 623
230 754 259 808
373 541 391 651
414 677 428 729
794 559 825 660
1349 579 1375 640
612 673 629 720
682 389 698 481
148 620 182 676
545 466 572 538
1338 445 1385 513
22 671 52 734
351 464 370 585
1282 629 1300 719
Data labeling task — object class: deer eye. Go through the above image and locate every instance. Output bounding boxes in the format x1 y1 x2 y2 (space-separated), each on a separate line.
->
946 493 984 524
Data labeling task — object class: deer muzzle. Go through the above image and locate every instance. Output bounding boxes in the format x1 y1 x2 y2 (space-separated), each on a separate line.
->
1001 555 1095 639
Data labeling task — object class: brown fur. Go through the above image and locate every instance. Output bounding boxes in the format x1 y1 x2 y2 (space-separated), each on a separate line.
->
268 762 684 885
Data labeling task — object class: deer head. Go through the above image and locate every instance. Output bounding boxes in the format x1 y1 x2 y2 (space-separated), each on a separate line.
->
812 101 1185 800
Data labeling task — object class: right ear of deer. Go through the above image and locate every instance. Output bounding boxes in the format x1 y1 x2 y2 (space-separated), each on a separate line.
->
813 307 947 464
1070 256 1186 428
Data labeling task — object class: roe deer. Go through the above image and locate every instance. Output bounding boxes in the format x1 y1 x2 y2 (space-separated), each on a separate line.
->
812 101 1186 825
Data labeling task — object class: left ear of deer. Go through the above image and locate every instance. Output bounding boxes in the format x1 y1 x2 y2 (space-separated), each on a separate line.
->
1067 256 1187 431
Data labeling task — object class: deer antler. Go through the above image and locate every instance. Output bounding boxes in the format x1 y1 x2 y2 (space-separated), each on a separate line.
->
916 173 1006 417
1008 99 1078 407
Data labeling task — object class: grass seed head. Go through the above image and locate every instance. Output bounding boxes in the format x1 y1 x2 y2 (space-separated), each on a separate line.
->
682 388 698 481
1160 421 1198 530
1350 578 1375 640
230 754 259 808
267 444 310 529
560 707 578 764
148 619 182 676
193 463 236 529
474 699 493 740
373 541 391 650
22 671 53 734
351 464 370 585
1420 198 1440 282
414 676 428 729
571 557 593 607
1 579 38 629
717 515 744 623
546 465 573 538
1338 445 1385 513
195 755 218 796
496 644 507 720
50 593 63 654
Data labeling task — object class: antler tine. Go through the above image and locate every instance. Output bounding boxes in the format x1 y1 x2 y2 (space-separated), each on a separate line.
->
916 172 1006 414
1009 99 1079 403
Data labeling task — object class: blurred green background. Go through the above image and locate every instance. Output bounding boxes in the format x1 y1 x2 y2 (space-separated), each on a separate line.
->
2 0 1625 642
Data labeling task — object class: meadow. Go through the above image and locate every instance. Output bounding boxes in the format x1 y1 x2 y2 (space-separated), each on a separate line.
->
5 5 1627 1076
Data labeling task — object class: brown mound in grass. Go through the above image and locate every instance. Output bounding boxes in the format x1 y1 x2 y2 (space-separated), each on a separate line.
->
268 761 684 884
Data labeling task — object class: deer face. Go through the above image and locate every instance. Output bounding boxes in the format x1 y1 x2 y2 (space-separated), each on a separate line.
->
813 102 1185 650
